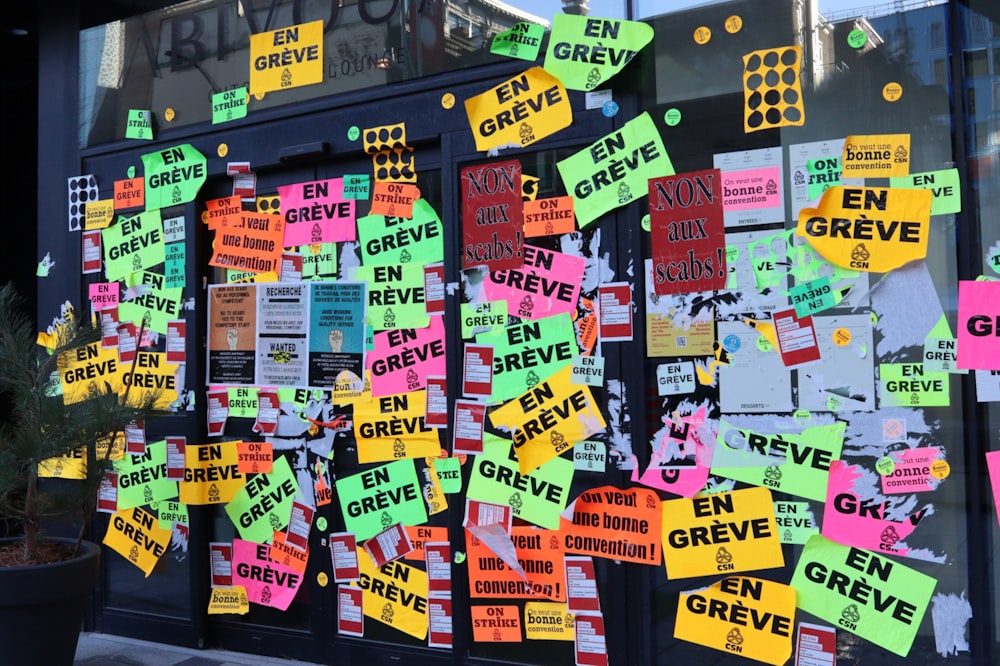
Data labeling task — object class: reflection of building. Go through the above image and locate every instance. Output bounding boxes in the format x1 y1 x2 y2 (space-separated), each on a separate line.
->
443 0 548 59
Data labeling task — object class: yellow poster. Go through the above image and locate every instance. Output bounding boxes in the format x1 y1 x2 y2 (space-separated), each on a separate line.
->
85 199 114 230
489 365 607 476
115 351 180 410
103 506 172 577
675 576 794 665
178 442 246 505
249 20 324 96
208 586 250 615
38 448 86 479
842 134 910 178
57 342 120 404
355 552 429 640
353 390 441 463
464 67 572 152
661 486 783 579
524 602 575 641
797 186 931 273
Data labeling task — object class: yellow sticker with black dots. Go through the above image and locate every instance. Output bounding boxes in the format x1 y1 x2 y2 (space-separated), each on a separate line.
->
256 194 281 215
743 46 804 133
363 122 407 154
372 146 416 183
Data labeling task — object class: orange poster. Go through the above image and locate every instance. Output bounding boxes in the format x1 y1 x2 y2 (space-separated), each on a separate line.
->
562 485 662 565
471 605 522 642
209 211 285 274
467 526 566 601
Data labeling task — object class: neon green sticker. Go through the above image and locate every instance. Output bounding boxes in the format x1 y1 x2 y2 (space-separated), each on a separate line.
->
357 198 444 266
336 459 427 541
879 363 949 407
461 301 508 339
433 457 463 494
664 108 682 126
348 126 360 141
889 168 961 216
224 456 299 544
114 440 178 510
211 87 249 125
126 109 154 140
847 29 867 48
774 501 819 544
141 143 207 210
875 456 896 476
490 21 545 62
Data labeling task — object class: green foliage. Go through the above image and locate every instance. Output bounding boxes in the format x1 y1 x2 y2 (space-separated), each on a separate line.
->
0 282 163 562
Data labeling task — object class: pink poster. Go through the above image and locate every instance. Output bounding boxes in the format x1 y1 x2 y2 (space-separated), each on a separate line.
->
987 451 1000 528
632 408 714 498
822 459 929 558
231 538 304 611
957 280 1000 370
880 447 943 495
721 166 781 212
367 315 446 397
278 178 356 246
483 245 584 320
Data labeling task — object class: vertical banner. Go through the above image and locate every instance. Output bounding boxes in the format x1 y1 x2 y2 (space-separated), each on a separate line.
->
461 159 524 271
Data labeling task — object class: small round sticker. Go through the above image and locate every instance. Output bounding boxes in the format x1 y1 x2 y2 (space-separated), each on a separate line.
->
316 516 328 531
847 29 868 48
664 108 682 126
756 336 773 352
793 409 811 422
347 125 360 141
833 328 852 346
602 100 619 118
164 107 176 122
726 246 739 262
317 572 328 588
254 91 266 101
694 26 711 44
454 551 466 564
930 459 951 479
882 82 903 102
217 143 229 158
827 395 845 412
724 15 743 34
126 165 136 179
723 334 742 353
870 312 878 326
641 214 651 232
876 456 896 476
441 93 455 109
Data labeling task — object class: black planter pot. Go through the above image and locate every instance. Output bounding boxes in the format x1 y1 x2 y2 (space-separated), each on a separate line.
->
0 537 101 666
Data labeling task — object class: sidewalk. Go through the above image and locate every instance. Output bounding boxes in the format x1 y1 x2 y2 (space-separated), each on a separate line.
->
74 632 325 666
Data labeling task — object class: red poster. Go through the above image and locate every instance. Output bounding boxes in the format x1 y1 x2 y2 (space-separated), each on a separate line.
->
649 169 726 295
209 542 233 587
338 585 364 637
424 263 445 314
425 541 452 595
166 320 186 364
97 471 118 514
428 596 453 648
363 523 413 567
453 399 486 455
125 420 145 455
329 532 360 582
166 436 186 480
574 613 609 666
598 282 633 341
425 376 448 428
795 622 836 666
774 308 822 368
565 555 601 613
461 160 524 271
462 344 494 398
82 230 102 274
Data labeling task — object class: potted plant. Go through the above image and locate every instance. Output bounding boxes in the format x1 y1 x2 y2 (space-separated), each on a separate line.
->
0 282 162 665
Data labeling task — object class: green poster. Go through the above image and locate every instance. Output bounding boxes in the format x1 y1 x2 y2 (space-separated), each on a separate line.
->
126 109 154 140
157 500 189 529
477 312 577 402
357 198 443 266
114 439 178 510
165 242 186 289
791 534 936 657
789 277 836 317
298 242 337 281
806 157 842 200
211 87 248 124
102 209 166 282
224 455 299 544
227 387 259 418
890 168 961 215
343 174 370 200
543 14 653 91
461 300 508 339
712 421 844 502
141 143 207 210
337 458 428 541
491 22 545 62
774 501 819 544
433 457 463 494
557 112 673 228
923 315 965 374
467 438 572 529
879 363 950 407
354 263 430 331
119 286 184 335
